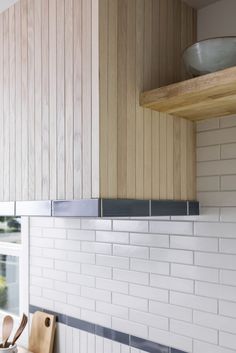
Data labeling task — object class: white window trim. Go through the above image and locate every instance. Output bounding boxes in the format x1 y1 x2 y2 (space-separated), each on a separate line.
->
0 217 29 346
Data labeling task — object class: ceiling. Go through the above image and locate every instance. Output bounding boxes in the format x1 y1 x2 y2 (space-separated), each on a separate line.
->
184 0 220 9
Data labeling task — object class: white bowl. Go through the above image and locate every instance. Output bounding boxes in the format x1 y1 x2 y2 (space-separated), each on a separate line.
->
0 345 17 353
183 37 236 76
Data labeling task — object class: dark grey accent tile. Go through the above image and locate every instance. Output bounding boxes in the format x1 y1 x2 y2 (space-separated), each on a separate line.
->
151 201 187 216
130 336 169 353
188 201 199 215
52 199 101 217
67 317 95 334
170 348 186 353
95 325 129 345
102 199 149 217
29 304 42 314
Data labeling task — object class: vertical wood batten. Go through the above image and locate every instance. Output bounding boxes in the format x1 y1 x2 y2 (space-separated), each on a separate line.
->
49 0 57 200
3 10 10 201
9 6 16 200
28 0 35 200
91 0 100 198
73 0 82 199
34 0 42 200
0 15 3 201
57 0 65 199
65 0 74 199
82 0 92 198
42 0 49 199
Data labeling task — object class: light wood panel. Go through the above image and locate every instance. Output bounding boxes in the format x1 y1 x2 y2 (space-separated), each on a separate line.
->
140 66 236 121
0 0 99 201
99 0 197 200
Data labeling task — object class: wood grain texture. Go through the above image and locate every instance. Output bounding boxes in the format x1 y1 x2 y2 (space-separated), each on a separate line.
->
140 66 236 121
0 0 99 201
99 0 197 200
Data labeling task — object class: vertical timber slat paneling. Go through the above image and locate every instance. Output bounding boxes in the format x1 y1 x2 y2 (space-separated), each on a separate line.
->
99 0 197 201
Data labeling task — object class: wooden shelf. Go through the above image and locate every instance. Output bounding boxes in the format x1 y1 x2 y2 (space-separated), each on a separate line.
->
140 66 236 121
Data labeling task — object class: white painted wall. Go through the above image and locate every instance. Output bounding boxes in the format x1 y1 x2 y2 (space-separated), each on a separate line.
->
198 0 236 40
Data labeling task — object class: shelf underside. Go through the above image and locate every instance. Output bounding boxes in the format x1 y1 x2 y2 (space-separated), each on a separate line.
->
140 66 236 121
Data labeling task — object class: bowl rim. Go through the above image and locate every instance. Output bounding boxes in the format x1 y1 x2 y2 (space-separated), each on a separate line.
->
183 36 236 55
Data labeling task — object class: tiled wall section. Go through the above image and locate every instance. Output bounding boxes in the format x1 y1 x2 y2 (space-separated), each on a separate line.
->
30 115 236 353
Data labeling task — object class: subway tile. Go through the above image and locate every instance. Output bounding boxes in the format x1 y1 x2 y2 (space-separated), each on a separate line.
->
81 286 111 303
170 235 218 252
194 222 236 238
113 269 149 285
30 227 42 237
96 302 128 320
197 145 220 162
30 296 54 311
129 284 168 302
31 276 53 290
197 127 236 147
220 332 236 351
68 294 95 311
220 207 236 222
81 241 112 254
113 220 148 233
194 341 234 353
31 237 54 248
195 281 236 301
81 264 112 279
81 219 112 231
43 289 67 303
55 260 81 274
197 118 219 132
30 285 42 297
55 239 81 251
221 176 236 191
130 309 168 330
130 233 169 248
170 319 217 344
54 281 81 296
197 176 220 191
219 300 236 319
31 247 43 257
30 266 42 277
43 268 67 282
113 244 149 259
54 218 81 229
197 160 236 176
67 229 95 241
68 273 95 288
170 292 217 313
149 327 192 353
193 310 236 334
149 221 193 235
42 227 67 239
66 251 95 264
81 309 111 327
43 248 67 260
221 143 236 159
113 293 148 311
150 274 194 293
171 264 219 283
31 217 54 227
112 317 148 339
96 231 129 244
220 239 236 254
220 114 236 128
130 258 170 275
31 256 54 269
197 191 236 207
172 207 220 222
195 252 236 270
96 278 128 294
150 248 193 264
149 301 192 322
96 254 129 269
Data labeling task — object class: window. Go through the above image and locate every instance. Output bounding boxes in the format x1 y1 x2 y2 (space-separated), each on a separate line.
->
0 217 28 319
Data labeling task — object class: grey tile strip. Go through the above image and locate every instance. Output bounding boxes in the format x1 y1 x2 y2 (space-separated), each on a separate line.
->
29 305 187 353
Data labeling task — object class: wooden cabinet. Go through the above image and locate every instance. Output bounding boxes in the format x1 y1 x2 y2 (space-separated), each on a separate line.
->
0 0 197 202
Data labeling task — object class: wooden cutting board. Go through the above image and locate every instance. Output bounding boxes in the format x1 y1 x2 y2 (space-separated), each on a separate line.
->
28 311 56 353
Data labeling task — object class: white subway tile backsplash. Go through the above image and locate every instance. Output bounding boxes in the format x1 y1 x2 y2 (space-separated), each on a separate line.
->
55 239 81 251
55 260 81 274
150 274 194 293
193 310 236 334
150 248 193 264
54 281 81 296
221 175 236 191
129 309 168 330
81 286 111 303
68 273 95 287
96 231 129 244
197 160 236 176
220 114 236 128
170 235 218 252
149 301 192 322
113 269 149 285
81 241 112 254
67 229 95 241
43 268 67 281
81 264 112 279
130 233 169 248
68 294 95 311
195 281 236 301
220 332 236 351
149 221 193 235
220 207 236 222
43 288 67 303
195 252 236 270
81 219 112 231
113 220 148 233
194 341 235 353
81 309 111 327
194 222 236 237
197 176 220 191
113 244 149 259
171 264 219 283
149 327 193 353
54 218 81 229
219 300 236 319
112 317 148 338
129 284 168 302
96 254 129 269
96 302 128 320
197 145 220 161
221 143 236 159
42 227 67 239
197 118 220 132
197 127 236 146
170 319 217 344
170 291 217 313
96 278 128 294
113 293 148 311
198 191 236 207
130 258 169 275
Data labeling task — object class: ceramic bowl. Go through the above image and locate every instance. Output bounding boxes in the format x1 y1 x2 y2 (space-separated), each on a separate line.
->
0 344 17 353
183 37 236 76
